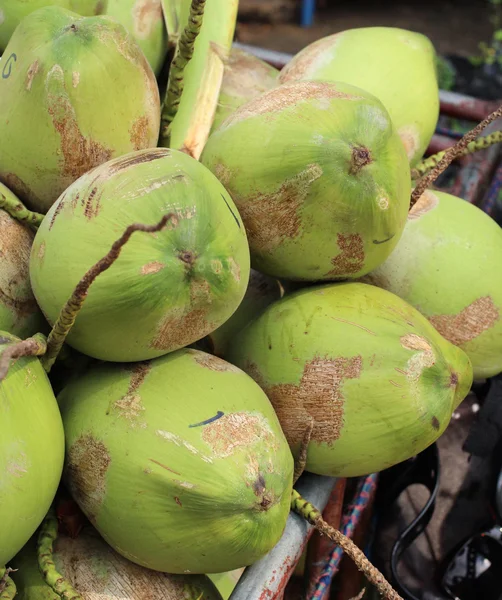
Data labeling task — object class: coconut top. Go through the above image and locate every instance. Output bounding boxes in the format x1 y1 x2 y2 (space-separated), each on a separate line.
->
0 5 160 212
59 348 294 574
30 148 250 362
226 282 473 477
279 26 439 165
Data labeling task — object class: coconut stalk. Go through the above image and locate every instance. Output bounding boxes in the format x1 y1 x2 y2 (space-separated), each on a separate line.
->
37 510 82 600
0 568 16 600
160 0 239 158
410 104 502 207
291 491 403 600
0 192 44 229
412 130 502 178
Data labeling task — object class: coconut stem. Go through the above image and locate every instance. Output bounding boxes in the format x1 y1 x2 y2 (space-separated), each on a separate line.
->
0 568 16 600
349 589 366 600
41 215 173 373
412 130 502 178
161 0 206 145
291 490 403 600
0 192 44 230
38 508 82 600
0 333 47 381
410 104 502 208
293 418 314 484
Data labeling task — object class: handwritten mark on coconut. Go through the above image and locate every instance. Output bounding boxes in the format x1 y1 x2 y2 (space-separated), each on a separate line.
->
327 233 365 277
2 53 16 79
65 435 111 523
220 193 241 229
237 164 323 254
262 356 362 447
429 296 499 346
189 411 225 428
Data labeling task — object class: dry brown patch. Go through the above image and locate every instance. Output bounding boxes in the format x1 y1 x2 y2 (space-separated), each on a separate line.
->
400 333 436 381
72 71 80 88
429 296 500 345
225 80 361 126
65 435 111 523
46 64 112 184
398 125 420 162
151 309 211 351
279 34 342 83
0 211 39 319
202 412 276 458
132 0 163 37
130 115 151 150
105 148 170 177
25 60 39 91
192 350 240 372
260 355 362 447
237 163 322 253
222 48 278 102
141 261 164 275
213 163 233 187
327 233 365 277
113 362 151 424
228 257 241 282
408 190 439 220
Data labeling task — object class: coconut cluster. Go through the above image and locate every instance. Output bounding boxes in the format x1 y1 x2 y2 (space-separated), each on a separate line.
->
0 4 499 599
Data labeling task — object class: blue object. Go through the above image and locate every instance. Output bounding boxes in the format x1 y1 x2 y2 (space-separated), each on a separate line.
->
301 0 316 27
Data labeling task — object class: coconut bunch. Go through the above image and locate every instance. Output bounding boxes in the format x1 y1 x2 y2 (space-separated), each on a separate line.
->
0 1 500 599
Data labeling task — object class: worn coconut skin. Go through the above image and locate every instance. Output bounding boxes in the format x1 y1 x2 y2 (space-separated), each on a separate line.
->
363 191 502 380
201 80 411 281
59 348 294 574
226 282 472 477
0 1 106 52
203 269 282 358
0 333 65 567
105 0 167 76
30 148 250 362
0 6 160 213
212 48 279 132
279 27 439 166
0 187 45 338
10 530 222 599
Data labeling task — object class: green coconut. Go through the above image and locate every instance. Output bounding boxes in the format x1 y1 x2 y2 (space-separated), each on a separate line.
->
201 80 411 281
0 187 45 338
0 333 64 568
212 47 279 132
279 27 439 166
105 0 167 76
9 527 222 599
0 1 106 52
59 348 294 574
202 269 282 358
226 282 472 477
0 6 160 213
363 190 502 380
29 148 250 363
